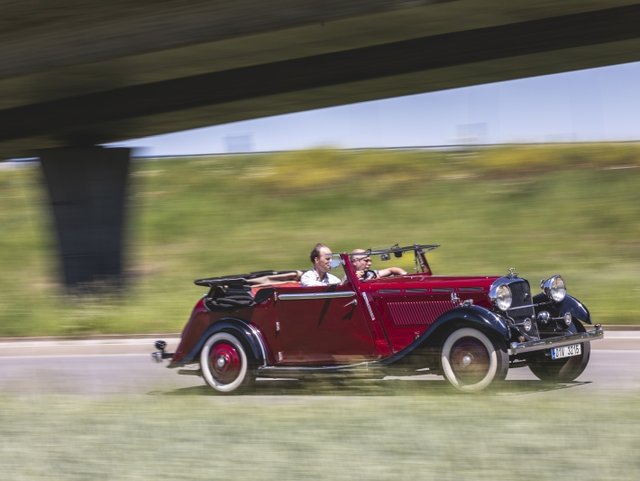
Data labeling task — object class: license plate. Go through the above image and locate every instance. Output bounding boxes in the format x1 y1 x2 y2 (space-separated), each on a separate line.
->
551 343 581 360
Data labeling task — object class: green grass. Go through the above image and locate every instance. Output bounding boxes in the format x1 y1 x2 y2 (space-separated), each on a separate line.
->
1 391 638 480
1 144 639 336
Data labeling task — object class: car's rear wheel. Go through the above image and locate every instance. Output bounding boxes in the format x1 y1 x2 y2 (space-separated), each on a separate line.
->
441 327 508 392
528 341 591 382
200 332 254 393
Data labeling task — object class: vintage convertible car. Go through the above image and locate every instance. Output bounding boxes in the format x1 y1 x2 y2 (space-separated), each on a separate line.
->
152 243 603 393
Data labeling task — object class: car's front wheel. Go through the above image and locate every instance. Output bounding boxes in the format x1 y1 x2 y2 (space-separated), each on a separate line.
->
200 332 254 393
440 327 508 392
528 341 591 382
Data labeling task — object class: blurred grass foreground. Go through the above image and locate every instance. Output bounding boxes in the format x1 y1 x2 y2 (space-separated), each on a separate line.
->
1 392 639 480
0 144 639 336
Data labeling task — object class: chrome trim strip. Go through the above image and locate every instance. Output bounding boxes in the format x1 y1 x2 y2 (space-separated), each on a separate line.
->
362 293 375 320
509 301 574 312
508 325 603 355
277 291 356 301
459 287 483 292
507 304 537 311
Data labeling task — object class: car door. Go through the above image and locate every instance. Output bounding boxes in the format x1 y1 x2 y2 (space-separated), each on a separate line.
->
370 286 456 353
270 285 377 365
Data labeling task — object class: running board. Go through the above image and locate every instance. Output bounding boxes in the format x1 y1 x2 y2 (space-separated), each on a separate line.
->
257 362 384 379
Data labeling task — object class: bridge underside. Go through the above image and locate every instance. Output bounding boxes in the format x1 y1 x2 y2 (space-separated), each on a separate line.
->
2 1 640 159
2 1 640 289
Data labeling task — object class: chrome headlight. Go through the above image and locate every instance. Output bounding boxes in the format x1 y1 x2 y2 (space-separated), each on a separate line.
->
489 281 512 311
541 275 566 303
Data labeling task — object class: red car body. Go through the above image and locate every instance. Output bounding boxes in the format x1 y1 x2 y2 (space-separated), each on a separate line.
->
153 244 603 392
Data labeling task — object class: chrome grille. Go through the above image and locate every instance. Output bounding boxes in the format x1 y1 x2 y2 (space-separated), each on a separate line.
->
508 281 534 316
506 280 538 336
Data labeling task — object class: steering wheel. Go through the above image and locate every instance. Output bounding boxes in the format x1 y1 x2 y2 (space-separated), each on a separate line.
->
362 270 377 280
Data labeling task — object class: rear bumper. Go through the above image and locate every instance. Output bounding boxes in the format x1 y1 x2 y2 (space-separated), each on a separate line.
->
508 324 603 356
151 350 174 362
151 339 173 363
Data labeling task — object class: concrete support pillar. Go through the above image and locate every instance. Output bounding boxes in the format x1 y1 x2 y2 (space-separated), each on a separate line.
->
39 146 130 291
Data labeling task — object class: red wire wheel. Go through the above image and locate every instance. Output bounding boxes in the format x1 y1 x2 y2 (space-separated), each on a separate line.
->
200 332 253 393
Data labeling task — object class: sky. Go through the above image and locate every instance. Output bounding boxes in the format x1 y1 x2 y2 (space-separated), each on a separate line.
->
110 61 640 157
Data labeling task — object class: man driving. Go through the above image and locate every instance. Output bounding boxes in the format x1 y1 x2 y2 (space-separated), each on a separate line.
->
350 248 407 280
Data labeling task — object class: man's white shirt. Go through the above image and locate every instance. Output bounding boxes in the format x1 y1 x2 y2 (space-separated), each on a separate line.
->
300 270 341 287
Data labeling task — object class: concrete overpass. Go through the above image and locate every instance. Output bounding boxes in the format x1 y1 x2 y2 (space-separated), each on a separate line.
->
2 0 640 288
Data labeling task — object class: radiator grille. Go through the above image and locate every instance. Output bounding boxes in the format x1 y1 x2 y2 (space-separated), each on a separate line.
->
507 281 535 319
505 280 539 337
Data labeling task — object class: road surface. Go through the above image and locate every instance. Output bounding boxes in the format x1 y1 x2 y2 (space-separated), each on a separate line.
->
0 331 638 397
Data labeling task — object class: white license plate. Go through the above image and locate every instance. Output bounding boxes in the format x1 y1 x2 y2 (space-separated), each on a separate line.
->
551 343 581 360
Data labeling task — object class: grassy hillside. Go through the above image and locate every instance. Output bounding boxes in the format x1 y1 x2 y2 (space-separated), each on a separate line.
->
1 144 639 336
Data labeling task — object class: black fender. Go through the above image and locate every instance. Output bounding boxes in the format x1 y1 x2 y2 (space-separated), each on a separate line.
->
182 317 267 366
382 305 510 367
534 293 592 325
559 295 592 325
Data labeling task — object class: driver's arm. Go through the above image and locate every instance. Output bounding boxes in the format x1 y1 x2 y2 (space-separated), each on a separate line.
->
378 267 407 277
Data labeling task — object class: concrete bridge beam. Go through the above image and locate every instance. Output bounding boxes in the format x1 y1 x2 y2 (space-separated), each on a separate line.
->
39 147 130 291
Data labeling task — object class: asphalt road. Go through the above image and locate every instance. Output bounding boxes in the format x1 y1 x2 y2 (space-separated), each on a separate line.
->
0 332 638 397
